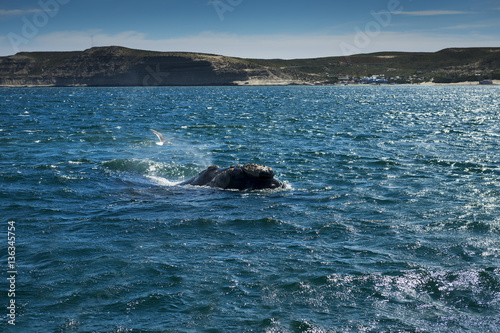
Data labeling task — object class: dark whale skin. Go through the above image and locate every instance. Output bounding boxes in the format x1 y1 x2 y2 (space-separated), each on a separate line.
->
180 164 285 190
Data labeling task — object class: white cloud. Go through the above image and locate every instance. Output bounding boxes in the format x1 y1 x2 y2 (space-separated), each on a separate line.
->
0 29 499 59
443 24 492 30
0 9 46 17
395 10 473 16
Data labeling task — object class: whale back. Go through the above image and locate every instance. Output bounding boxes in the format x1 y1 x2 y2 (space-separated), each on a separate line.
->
180 163 284 190
183 165 220 186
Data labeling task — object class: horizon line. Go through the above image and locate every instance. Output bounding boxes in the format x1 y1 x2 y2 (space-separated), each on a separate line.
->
3 45 500 60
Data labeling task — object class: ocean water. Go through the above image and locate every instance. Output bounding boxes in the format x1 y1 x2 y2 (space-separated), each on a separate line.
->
1 85 500 332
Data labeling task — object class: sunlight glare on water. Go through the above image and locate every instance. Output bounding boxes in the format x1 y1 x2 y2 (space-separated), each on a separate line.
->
1 85 499 332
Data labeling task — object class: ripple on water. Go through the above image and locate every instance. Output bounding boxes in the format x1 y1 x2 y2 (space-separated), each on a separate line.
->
2 86 500 332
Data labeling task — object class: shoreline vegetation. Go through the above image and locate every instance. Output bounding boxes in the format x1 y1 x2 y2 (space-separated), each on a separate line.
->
0 46 499 87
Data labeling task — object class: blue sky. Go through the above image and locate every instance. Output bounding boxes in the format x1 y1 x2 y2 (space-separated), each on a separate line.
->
1 0 499 58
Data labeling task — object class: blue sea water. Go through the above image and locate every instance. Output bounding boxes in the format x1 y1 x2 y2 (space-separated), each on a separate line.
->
1 85 500 332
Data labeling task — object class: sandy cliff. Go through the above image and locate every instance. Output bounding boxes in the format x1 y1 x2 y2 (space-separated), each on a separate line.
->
0 46 314 87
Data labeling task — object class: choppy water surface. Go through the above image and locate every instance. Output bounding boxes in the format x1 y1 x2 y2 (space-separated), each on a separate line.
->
1 85 500 332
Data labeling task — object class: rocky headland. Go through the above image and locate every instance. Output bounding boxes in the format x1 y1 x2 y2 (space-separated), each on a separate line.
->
0 46 315 87
0 46 499 86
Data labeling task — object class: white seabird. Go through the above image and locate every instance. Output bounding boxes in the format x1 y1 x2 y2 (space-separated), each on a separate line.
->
150 129 173 146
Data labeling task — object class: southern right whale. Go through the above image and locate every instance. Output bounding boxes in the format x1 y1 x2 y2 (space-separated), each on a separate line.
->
180 163 285 190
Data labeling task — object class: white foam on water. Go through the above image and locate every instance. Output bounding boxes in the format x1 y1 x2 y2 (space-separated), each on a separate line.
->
145 175 180 187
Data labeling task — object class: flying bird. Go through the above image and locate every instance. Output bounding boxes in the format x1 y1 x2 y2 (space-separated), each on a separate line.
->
150 129 173 146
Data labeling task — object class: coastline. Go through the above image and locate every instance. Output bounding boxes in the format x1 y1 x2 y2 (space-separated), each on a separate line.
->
418 80 499 86
1 82 498 87
1 78 499 88
1 46 499 88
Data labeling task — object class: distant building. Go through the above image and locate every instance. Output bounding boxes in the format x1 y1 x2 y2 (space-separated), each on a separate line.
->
479 79 493 85
361 75 388 84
